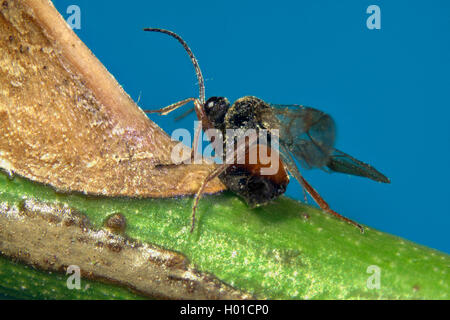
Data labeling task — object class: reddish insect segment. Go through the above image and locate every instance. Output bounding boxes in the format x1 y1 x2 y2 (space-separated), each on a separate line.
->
143 28 390 233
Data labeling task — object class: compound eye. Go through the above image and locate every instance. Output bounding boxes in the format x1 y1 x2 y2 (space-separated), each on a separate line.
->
206 99 215 110
205 97 223 109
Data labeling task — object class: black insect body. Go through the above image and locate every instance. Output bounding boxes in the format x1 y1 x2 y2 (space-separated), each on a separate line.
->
220 162 288 208
143 28 390 233
202 96 289 208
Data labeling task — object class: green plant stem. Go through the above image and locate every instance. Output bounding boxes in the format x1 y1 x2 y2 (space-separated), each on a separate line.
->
0 171 448 299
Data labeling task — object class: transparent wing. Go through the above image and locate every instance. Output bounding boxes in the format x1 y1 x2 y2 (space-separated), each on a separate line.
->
263 104 336 169
326 149 390 183
264 104 390 183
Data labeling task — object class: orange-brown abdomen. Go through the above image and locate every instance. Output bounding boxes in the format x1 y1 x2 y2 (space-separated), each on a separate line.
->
219 144 289 207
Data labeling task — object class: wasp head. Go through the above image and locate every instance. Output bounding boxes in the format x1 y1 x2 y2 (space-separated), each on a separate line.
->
204 97 230 130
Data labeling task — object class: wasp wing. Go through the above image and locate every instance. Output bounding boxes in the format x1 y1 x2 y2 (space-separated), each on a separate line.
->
263 104 336 169
326 149 390 183
262 104 389 183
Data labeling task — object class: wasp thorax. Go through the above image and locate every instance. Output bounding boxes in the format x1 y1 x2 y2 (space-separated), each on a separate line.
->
204 97 230 130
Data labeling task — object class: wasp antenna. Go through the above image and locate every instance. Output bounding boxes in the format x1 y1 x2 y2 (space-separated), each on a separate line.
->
143 28 205 105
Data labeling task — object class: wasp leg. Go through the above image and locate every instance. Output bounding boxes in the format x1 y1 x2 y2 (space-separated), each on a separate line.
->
175 107 195 121
302 187 308 204
191 118 202 163
145 98 203 164
190 99 210 163
279 146 364 233
190 130 259 233
298 175 364 233
190 163 230 233
143 97 196 115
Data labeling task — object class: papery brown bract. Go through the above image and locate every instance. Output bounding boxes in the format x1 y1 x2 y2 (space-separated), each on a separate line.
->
0 0 225 197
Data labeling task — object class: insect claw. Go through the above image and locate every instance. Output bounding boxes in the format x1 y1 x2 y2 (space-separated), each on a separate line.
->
340 216 364 233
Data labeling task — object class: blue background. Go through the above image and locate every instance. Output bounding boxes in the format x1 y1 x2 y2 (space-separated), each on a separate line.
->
54 1 450 254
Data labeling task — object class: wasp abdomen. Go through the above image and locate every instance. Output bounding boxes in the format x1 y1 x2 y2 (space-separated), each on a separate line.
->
219 144 289 207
